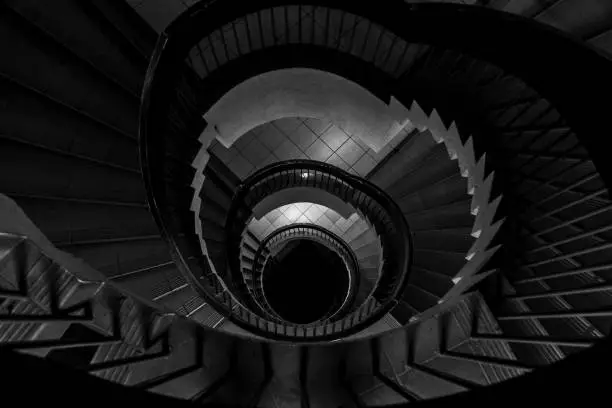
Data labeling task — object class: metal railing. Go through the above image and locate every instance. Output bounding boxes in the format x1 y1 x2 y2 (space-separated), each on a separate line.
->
247 223 361 323
152 159 411 341
218 160 412 340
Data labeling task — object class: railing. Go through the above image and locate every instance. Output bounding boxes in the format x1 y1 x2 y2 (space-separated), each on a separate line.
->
247 223 361 323
155 159 410 341
219 160 412 340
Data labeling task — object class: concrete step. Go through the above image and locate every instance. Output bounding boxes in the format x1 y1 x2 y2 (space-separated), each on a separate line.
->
397 173 469 215
14 197 156 245
5 0 144 95
412 249 466 278
402 284 439 312
66 236 172 278
88 0 156 60
0 77 139 170
412 229 474 253
0 9 138 136
1 140 145 204
358 253 380 269
206 152 241 193
354 240 381 260
200 178 232 209
369 130 437 190
409 267 454 299
405 200 473 231
112 262 186 303
348 228 379 252
387 143 461 198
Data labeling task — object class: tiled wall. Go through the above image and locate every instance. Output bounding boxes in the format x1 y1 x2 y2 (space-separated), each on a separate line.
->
208 117 412 179
248 202 363 242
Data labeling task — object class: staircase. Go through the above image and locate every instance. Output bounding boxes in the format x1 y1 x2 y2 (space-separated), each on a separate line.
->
370 129 478 323
0 233 525 404
2 1 612 407
0 0 219 327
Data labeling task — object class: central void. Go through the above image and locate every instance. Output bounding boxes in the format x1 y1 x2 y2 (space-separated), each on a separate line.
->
263 240 349 324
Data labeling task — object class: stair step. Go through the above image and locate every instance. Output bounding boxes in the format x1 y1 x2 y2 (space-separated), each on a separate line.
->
442 350 536 371
343 218 370 243
369 131 437 190
409 267 453 298
405 200 473 231
387 144 460 198
6 0 144 96
0 235 25 263
242 229 261 249
241 254 254 266
88 0 156 60
1 141 145 204
402 285 439 312
199 199 228 224
68 237 173 278
412 249 466 277
356 277 375 303
206 153 241 193
0 240 43 293
397 173 470 215
412 229 473 253
203 165 236 197
154 284 203 316
199 219 225 243
358 253 380 269
14 197 158 245
360 265 379 283
348 227 378 251
390 300 419 325
354 240 381 259
0 77 139 170
114 263 186 301
200 178 232 209
241 242 257 256
0 10 138 135
188 302 224 327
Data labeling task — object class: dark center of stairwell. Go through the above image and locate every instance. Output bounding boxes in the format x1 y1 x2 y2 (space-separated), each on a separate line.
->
263 240 350 324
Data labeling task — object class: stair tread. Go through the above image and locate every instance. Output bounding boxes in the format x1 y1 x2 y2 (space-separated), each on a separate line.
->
369 131 437 189
387 144 461 198
6 0 144 96
405 200 473 231
206 153 241 193
412 229 474 253
402 285 439 312
413 250 466 277
358 253 381 269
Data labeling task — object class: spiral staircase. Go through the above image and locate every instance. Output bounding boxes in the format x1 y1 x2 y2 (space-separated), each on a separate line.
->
2 0 612 406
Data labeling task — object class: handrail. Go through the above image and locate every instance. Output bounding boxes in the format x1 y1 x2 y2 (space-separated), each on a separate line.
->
221 160 412 340
249 223 361 323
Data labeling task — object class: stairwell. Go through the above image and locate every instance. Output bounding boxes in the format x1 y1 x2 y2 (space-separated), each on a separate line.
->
1 1 612 407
